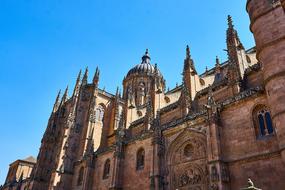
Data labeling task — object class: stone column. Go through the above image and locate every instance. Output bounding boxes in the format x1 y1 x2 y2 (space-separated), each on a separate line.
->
205 90 230 190
150 116 164 190
109 128 125 190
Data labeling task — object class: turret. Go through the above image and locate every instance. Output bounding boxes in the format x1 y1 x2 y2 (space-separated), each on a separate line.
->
246 0 285 162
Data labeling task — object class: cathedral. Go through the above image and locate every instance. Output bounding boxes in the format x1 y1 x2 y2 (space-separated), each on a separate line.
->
1 0 285 189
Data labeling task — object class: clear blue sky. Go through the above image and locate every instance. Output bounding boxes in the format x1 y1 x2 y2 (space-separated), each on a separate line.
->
0 0 254 184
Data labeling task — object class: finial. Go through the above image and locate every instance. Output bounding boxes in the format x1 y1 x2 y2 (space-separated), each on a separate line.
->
228 15 234 29
205 66 208 72
216 56 221 66
145 48 149 55
82 67 88 85
93 66 100 85
142 49 151 64
186 45 191 59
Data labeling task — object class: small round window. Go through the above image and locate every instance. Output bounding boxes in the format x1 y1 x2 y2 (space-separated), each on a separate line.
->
184 144 194 158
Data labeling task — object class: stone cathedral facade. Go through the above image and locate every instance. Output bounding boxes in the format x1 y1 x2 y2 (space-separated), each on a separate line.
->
2 0 285 190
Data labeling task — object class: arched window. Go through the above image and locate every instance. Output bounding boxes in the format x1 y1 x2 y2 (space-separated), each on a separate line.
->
95 105 105 123
77 167 84 186
184 144 194 158
137 82 146 106
253 105 274 138
136 148 145 170
103 159 110 179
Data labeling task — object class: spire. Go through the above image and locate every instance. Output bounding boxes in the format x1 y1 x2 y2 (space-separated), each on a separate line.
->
61 86 69 104
226 15 243 83
141 49 151 64
73 69 82 97
82 67 88 85
115 86 120 98
227 15 234 30
93 66 100 86
226 15 244 55
186 45 191 59
52 90 61 112
183 45 196 74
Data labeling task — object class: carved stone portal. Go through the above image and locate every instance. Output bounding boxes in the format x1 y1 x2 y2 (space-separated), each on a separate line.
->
167 129 208 190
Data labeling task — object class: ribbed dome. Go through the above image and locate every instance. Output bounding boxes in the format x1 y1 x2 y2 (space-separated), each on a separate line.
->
126 49 163 78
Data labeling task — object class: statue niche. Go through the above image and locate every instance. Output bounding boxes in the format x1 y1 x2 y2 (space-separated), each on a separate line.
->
167 129 208 190
137 82 146 106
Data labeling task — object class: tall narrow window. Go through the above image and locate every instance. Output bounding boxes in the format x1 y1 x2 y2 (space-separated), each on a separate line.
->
103 159 110 179
258 114 265 136
265 112 274 134
253 105 274 138
95 105 105 123
137 82 146 106
77 167 84 186
136 148 145 170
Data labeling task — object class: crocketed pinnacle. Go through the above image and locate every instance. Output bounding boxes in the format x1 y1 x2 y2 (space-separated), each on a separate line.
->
82 67 89 85
61 86 69 103
93 66 100 85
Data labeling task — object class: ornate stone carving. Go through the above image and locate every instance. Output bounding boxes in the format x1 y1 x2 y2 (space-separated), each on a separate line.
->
81 88 90 101
211 165 219 182
210 183 219 190
178 168 202 187
221 165 230 182
75 124 81 133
